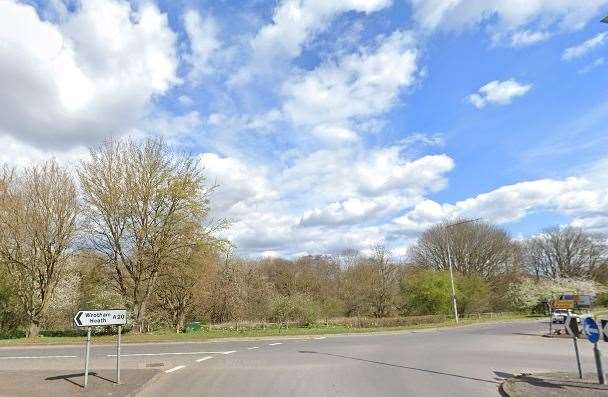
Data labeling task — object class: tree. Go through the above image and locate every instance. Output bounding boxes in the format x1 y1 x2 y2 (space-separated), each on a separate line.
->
78 138 216 332
524 226 607 279
342 245 399 318
400 268 491 316
504 277 607 312
0 162 78 337
409 219 520 280
367 245 400 317
400 269 453 316
154 246 219 332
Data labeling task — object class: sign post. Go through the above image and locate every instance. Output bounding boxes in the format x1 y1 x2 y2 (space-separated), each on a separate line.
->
117 325 122 384
74 309 127 387
565 314 583 379
583 317 606 384
84 327 91 388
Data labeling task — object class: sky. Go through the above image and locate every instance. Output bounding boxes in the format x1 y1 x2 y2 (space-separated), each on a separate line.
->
1 0 608 258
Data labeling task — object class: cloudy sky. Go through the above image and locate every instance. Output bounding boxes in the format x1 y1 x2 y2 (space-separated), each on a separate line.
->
1 0 608 257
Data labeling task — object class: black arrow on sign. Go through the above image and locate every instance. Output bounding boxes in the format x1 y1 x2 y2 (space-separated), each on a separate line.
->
75 312 83 326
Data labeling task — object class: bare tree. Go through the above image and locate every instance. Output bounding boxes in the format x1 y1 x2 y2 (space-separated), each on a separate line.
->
367 245 400 317
78 138 216 332
0 162 78 337
342 245 399 318
410 219 520 279
524 226 607 279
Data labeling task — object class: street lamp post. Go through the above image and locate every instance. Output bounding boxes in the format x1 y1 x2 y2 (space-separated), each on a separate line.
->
445 218 482 324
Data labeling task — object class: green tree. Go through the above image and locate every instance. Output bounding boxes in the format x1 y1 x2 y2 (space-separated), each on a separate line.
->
400 269 453 316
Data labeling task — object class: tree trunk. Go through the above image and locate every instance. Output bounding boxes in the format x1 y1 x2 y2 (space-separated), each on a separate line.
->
27 320 40 338
133 299 147 333
175 310 186 333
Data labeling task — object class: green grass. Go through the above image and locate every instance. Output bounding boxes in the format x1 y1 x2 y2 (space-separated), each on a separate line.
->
0 312 546 346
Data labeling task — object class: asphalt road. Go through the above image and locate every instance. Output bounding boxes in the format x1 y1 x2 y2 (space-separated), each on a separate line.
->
0 320 604 396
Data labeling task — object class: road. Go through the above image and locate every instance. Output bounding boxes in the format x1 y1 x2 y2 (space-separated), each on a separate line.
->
0 320 603 396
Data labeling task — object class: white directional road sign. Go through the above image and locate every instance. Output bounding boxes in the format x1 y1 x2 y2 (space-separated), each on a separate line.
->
74 310 127 327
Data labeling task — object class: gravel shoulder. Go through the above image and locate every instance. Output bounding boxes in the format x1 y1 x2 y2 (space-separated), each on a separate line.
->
501 372 608 397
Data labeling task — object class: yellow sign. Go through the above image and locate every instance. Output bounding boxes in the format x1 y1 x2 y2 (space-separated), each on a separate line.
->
553 300 575 309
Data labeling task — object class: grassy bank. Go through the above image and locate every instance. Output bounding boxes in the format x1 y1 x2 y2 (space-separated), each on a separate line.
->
0 312 545 346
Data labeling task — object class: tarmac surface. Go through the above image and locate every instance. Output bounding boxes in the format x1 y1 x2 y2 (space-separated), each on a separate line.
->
0 319 605 396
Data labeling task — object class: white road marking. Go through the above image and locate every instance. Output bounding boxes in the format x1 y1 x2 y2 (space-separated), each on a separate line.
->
165 365 186 373
222 350 237 355
107 351 233 357
0 355 77 360
314 337 326 340
268 343 282 346
247 347 259 350
196 356 213 363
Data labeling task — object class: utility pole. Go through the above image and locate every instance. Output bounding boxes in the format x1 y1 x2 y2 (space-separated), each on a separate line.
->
445 218 482 324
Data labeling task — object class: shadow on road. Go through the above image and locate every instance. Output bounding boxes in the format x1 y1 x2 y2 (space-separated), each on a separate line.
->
299 350 499 385
45 372 114 388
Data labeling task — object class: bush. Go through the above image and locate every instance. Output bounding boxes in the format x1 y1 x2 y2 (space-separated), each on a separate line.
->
400 269 491 316
268 293 320 326
400 270 453 316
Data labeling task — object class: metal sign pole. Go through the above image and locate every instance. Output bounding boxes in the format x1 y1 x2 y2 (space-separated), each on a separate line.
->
566 315 583 379
84 327 91 388
573 337 583 379
116 325 122 384
593 342 605 384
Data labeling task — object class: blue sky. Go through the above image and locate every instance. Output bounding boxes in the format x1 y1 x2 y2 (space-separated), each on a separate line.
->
1 0 608 257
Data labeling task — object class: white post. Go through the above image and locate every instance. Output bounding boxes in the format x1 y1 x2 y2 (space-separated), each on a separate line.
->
116 325 122 384
447 242 459 323
84 327 91 388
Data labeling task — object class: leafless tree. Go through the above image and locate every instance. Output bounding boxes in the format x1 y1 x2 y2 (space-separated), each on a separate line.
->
367 245 400 317
0 162 78 337
341 245 399 318
409 219 520 280
78 138 218 332
524 226 607 279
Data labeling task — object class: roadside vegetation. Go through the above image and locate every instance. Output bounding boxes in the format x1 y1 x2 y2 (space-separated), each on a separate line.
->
0 137 607 341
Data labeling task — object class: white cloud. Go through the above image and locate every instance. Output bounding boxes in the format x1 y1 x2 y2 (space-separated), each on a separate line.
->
467 79 532 109
200 153 279 216
242 0 391 79
409 0 608 44
201 138 454 255
184 9 221 81
562 32 608 61
0 0 179 148
0 135 88 169
509 30 550 46
578 57 605 74
282 30 418 137
394 176 608 229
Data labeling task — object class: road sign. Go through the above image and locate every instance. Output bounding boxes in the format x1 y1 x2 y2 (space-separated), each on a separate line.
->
584 317 601 344
74 309 127 388
553 300 575 309
602 320 608 342
74 310 127 327
565 315 581 338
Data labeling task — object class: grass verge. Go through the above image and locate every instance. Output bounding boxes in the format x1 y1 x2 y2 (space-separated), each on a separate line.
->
0 313 546 346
